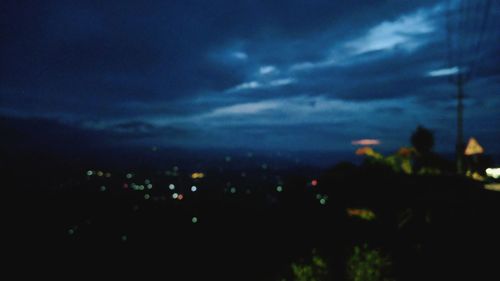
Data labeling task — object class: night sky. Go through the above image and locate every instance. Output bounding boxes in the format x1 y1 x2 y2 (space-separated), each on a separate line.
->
1 0 499 153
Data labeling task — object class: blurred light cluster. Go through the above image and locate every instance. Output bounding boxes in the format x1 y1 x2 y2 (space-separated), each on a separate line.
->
347 208 376 221
191 172 205 179
486 168 500 179
86 170 112 178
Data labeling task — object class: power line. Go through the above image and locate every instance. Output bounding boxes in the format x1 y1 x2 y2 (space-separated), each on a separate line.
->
445 0 493 174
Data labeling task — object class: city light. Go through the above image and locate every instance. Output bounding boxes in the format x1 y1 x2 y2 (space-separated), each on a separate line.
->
191 172 205 179
486 168 500 179
484 183 500 191
347 208 376 221
351 139 381 146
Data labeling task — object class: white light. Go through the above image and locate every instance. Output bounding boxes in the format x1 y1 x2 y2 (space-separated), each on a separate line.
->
172 193 178 199
191 186 197 192
486 168 500 179
169 184 175 190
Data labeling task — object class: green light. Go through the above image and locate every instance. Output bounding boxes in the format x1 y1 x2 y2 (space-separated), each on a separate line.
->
86 170 93 176
316 194 322 200
144 194 150 200
126 173 133 179
276 186 283 192
100 186 106 192
121 235 127 242
144 179 151 184
147 184 153 189
68 229 75 235
230 187 236 194
192 217 198 224
320 198 326 205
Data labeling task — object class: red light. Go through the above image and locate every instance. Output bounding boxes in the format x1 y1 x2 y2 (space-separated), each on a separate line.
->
311 179 318 186
177 194 184 200
123 183 129 189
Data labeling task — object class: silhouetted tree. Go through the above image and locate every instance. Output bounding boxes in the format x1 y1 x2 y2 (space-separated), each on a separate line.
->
410 126 453 174
411 126 434 155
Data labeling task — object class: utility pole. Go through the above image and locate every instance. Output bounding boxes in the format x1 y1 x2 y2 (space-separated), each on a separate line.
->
455 74 464 174
446 0 493 175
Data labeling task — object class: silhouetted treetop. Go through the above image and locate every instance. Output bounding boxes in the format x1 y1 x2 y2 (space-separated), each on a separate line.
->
411 126 434 155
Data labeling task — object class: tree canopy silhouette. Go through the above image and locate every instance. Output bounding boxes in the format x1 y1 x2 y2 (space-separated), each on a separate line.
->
411 126 434 155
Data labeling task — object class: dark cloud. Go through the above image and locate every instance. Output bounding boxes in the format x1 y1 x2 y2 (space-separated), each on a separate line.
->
1 0 498 153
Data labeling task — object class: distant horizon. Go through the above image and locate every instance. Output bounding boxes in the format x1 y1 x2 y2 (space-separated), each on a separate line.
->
1 0 499 156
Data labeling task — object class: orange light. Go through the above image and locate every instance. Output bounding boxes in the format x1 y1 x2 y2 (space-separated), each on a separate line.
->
191 172 205 179
464 137 484 156
356 146 374 155
397 147 413 157
346 208 376 220
351 139 380 146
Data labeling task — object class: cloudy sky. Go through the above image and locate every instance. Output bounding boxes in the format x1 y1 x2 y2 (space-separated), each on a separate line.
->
1 0 499 153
